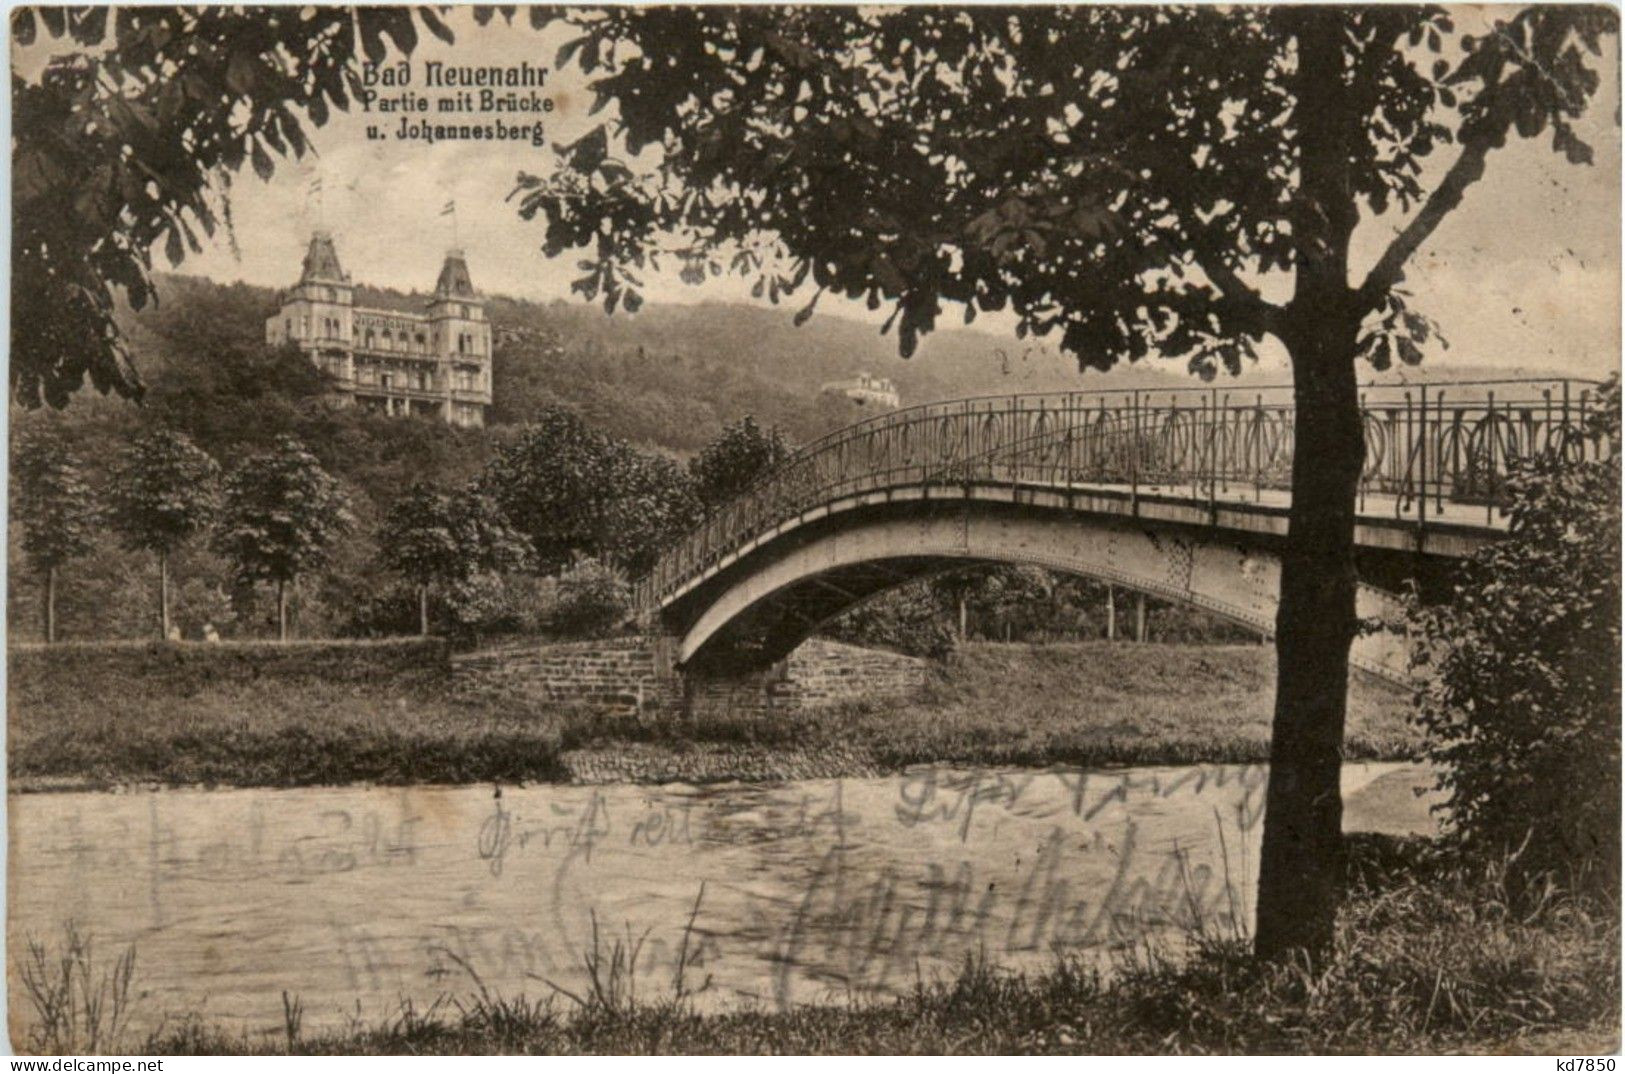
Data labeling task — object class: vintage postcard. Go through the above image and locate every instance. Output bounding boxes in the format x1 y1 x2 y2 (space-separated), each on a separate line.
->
6 3 1620 1059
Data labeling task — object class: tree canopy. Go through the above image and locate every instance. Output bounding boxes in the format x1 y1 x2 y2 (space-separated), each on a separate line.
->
11 429 99 575
378 481 534 634
107 429 222 557
517 6 1611 376
215 435 353 639
690 416 793 509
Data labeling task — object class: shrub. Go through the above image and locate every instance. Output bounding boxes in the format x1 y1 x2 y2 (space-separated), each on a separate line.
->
542 557 632 639
1409 380 1620 897
824 582 956 659
443 571 552 642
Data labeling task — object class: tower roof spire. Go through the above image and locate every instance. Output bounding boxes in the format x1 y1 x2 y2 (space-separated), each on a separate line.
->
299 230 348 284
434 249 477 301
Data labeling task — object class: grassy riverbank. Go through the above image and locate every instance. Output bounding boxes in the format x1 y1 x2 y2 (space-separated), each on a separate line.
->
42 837 1607 1055
8 639 1416 791
7 640 569 790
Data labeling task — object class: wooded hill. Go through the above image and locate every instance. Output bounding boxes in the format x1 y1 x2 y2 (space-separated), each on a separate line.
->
7 271 1553 644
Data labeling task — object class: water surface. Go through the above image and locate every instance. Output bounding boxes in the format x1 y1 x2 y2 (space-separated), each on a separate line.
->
8 762 1440 1040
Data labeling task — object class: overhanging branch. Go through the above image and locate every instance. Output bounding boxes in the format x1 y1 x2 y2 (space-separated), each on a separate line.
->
1145 148 1287 339
1193 249 1284 338
1356 135 1493 312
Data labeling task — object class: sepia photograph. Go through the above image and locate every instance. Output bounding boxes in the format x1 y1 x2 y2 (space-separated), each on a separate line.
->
5 2 1621 1058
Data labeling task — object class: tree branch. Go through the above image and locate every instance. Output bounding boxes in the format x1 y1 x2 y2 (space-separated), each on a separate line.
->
1193 248 1284 337
1356 135 1493 312
1142 145 1287 339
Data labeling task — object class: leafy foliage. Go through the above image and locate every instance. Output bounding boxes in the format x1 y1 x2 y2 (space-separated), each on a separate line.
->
1409 381 1621 896
689 416 792 509
521 7 1612 376
541 556 633 638
214 435 354 590
11 428 99 576
10 6 457 408
597 450 701 574
378 483 532 590
481 407 698 575
378 482 533 634
376 484 462 591
518 0 1616 961
824 584 957 660
106 429 221 556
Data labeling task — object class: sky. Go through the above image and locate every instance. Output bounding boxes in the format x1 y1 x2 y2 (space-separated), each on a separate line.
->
13 5 1622 380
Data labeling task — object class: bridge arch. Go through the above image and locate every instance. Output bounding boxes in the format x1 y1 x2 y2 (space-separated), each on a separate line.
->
662 498 1414 682
637 379 1604 687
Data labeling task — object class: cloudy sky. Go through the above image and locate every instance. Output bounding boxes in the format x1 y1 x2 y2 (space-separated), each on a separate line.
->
15 6 1621 379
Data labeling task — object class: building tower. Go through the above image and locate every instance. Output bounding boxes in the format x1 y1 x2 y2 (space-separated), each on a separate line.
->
265 231 354 383
428 249 493 428
266 233 493 427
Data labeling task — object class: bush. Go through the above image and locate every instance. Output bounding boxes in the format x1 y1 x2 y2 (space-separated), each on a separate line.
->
444 571 551 642
824 583 956 659
542 557 632 638
1409 380 1620 897
689 415 791 508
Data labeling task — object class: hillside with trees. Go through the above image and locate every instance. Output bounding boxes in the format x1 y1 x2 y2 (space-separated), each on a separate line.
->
146 272 1220 451
8 270 1565 648
9 271 1265 648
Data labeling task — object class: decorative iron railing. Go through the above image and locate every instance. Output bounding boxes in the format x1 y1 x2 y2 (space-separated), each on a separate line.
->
636 378 1609 612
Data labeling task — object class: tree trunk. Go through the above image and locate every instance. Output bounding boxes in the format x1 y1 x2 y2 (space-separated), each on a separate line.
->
1254 8 1365 964
159 550 171 640
1255 336 1363 961
43 566 56 644
419 584 430 637
957 596 967 643
1134 592 1148 643
1106 585 1116 640
277 579 289 642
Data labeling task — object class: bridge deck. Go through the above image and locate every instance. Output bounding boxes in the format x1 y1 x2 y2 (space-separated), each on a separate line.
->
637 378 1605 614
649 475 1505 613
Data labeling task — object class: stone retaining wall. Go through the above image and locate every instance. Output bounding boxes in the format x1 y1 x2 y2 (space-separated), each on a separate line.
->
452 634 927 718
452 635 683 717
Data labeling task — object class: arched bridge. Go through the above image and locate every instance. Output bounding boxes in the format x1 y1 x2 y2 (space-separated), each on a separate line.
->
635 378 1606 684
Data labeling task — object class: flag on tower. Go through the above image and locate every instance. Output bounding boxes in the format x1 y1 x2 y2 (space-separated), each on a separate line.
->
440 200 456 217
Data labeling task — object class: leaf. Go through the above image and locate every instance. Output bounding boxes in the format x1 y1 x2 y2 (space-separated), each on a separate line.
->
793 288 823 326
419 8 456 45
250 139 274 181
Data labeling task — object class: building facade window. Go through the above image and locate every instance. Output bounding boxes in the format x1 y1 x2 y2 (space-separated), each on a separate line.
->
273 237 488 426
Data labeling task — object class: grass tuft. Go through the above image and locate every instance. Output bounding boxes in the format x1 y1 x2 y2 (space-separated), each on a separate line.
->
129 838 1617 1055
18 923 139 1054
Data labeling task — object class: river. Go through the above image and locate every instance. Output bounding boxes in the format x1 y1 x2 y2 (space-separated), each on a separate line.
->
7 762 1441 1042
